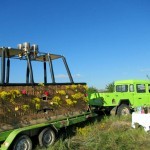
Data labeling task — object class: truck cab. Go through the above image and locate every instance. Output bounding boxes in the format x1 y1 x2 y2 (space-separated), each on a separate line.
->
89 80 150 115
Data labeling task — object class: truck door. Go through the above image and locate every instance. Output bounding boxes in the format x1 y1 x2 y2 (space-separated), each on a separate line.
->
147 84 150 105
134 84 149 107
115 84 130 103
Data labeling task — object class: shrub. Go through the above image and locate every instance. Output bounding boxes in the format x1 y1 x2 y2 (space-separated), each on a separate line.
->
39 115 150 150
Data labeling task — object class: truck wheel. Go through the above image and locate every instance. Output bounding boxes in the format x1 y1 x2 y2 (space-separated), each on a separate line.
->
13 135 32 150
38 127 56 148
117 104 130 115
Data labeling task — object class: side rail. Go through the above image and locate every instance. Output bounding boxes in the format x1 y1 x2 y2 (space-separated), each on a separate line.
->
0 112 97 150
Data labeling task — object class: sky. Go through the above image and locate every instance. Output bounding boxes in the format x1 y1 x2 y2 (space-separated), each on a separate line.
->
0 0 150 89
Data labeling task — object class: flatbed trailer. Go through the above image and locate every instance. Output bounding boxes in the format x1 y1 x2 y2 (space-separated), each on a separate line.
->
0 42 96 150
0 111 96 150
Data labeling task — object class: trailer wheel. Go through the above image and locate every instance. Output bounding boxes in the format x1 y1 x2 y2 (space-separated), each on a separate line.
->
13 135 32 150
38 127 56 148
117 104 130 115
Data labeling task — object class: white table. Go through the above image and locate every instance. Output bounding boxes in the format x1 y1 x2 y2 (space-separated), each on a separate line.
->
132 112 150 131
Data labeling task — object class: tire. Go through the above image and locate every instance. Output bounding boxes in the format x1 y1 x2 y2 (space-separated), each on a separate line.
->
38 127 56 148
117 104 130 116
13 135 32 150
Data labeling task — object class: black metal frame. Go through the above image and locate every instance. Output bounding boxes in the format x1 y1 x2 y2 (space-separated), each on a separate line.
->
48 53 55 83
0 47 74 85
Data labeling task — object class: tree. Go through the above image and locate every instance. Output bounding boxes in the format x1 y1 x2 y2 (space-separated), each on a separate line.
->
146 75 150 80
88 86 99 93
105 82 114 92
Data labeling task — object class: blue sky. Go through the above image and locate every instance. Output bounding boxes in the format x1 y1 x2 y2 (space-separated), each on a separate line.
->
0 0 150 89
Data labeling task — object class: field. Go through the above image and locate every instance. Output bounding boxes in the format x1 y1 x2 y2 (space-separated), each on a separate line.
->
35 115 150 150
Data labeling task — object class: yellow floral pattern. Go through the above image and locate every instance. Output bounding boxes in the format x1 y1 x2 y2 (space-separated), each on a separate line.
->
0 84 88 127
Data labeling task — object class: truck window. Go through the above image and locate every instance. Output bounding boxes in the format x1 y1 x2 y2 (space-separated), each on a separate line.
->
148 84 150 92
129 84 134 92
136 84 146 93
116 85 128 92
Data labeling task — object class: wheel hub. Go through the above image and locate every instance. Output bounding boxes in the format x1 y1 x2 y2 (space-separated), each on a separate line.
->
16 139 28 150
43 132 52 144
122 108 130 115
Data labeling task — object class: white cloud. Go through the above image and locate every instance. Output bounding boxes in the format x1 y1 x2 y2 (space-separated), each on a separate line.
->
140 68 150 72
74 74 81 78
55 74 68 78
55 73 82 78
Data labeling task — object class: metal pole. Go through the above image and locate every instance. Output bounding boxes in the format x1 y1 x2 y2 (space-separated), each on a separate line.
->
62 56 74 83
6 58 10 83
26 62 29 83
6 48 10 84
26 54 34 84
43 57 47 84
48 54 55 83
1 48 5 84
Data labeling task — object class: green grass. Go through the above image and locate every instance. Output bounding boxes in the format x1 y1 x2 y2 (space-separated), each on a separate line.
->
35 115 150 150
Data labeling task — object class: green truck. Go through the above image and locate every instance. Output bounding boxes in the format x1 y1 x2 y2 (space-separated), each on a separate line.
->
88 80 150 115
0 43 96 150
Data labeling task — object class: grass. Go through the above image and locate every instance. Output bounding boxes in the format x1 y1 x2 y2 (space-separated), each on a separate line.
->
35 115 150 150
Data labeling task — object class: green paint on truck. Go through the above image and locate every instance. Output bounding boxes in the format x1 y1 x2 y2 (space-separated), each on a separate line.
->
88 80 150 115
